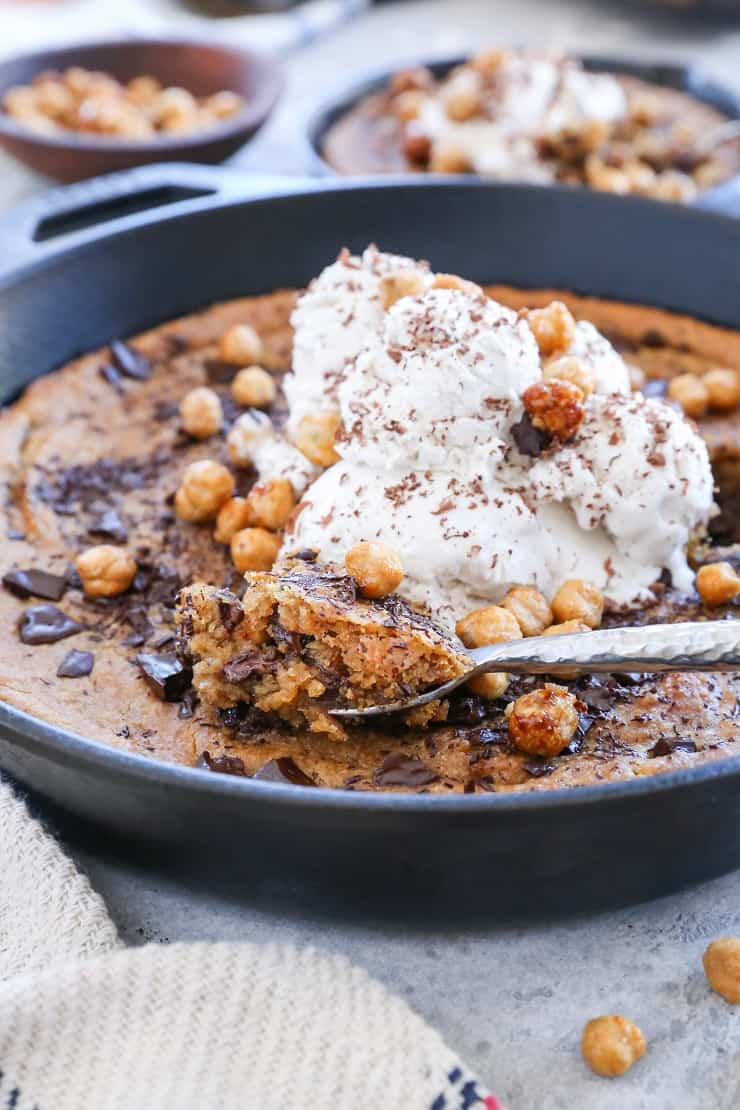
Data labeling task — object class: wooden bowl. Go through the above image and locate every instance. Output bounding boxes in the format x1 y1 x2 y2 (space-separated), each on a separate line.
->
0 38 283 182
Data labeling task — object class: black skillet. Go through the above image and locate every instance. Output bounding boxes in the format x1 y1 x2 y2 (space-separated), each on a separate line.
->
306 53 740 196
0 163 739 916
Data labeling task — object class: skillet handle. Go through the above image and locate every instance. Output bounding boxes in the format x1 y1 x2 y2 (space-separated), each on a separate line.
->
695 178 740 219
0 163 313 277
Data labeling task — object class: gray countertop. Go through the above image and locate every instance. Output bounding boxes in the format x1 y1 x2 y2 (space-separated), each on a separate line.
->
3 2 740 1107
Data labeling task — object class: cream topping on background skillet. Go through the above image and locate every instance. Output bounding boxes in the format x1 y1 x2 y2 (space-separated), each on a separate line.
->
411 53 627 181
258 248 716 622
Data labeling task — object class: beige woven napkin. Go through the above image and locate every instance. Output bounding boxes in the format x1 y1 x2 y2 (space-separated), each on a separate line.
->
0 776 501 1110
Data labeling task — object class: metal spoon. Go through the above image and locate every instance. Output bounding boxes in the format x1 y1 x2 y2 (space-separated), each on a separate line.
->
330 620 739 720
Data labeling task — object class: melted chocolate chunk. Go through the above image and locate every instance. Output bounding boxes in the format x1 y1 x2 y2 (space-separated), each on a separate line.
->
136 653 192 701
99 363 124 393
223 647 279 684
18 604 82 645
511 412 551 457
374 752 438 787
88 507 128 544
253 757 315 786
218 596 243 632
178 687 199 719
199 750 247 776
110 339 151 381
523 759 557 777
205 358 237 384
3 568 68 602
153 400 180 422
57 649 94 678
649 737 697 758
447 694 488 726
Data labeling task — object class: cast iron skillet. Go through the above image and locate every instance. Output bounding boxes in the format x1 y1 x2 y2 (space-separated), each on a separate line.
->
0 164 739 916
306 53 740 202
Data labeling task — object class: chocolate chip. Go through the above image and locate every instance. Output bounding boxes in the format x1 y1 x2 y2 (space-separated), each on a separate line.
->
511 412 551 457
374 752 438 787
294 549 318 562
252 757 315 786
110 339 151 381
57 649 94 678
223 647 279 683
641 329 665 348
218 597 243 632
153 400 180 422
523 759 557 777
178 687 198 718
447 694 488 726
205 358 237 384
18 603 83 645
3 568 68 601
649 737 697 758
88 508 128 544
136 653 192 701
199 750 247 776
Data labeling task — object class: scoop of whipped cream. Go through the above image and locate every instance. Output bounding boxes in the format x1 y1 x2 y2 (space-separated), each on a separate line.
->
286 245 431 436
285 252 713 622
413 53 627 181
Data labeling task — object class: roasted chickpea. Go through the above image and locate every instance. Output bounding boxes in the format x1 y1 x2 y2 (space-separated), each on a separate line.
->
543 356 596 399
471 48 509 74
219 323 263 367
501 586 553 637
507 683 580 757
393 90 424 122
429 144 473 174
245 478 295 531
432 273 482 296
231 527 282 573
527 301 576 357
456 605 520 700
582 1016 646 1078
227 410 274 467
345 541 404 599
175 459 234 523
703 368 740 412
584 155 630 195
152 86 197 128
695 562 740 607
523 379 585 442
214 497 252 544
551 579 604 629
179 386 223 439
295 411 341 468
403 130 432 165
205 90 244 119
652 170 697 204
667 373 709 418
231 366 276 409
444 85 481 123
126 75 161 105
543 619 591 636
623 159 657 195
455 606 522 649
703 938 740 1004
468 672 510 700
389 67 434 96
75 544 136 598
379 270 426 310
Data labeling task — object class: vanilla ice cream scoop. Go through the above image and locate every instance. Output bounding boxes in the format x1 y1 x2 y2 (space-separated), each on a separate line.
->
339 287 541 469
286 245 430 436
528 393 714 601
